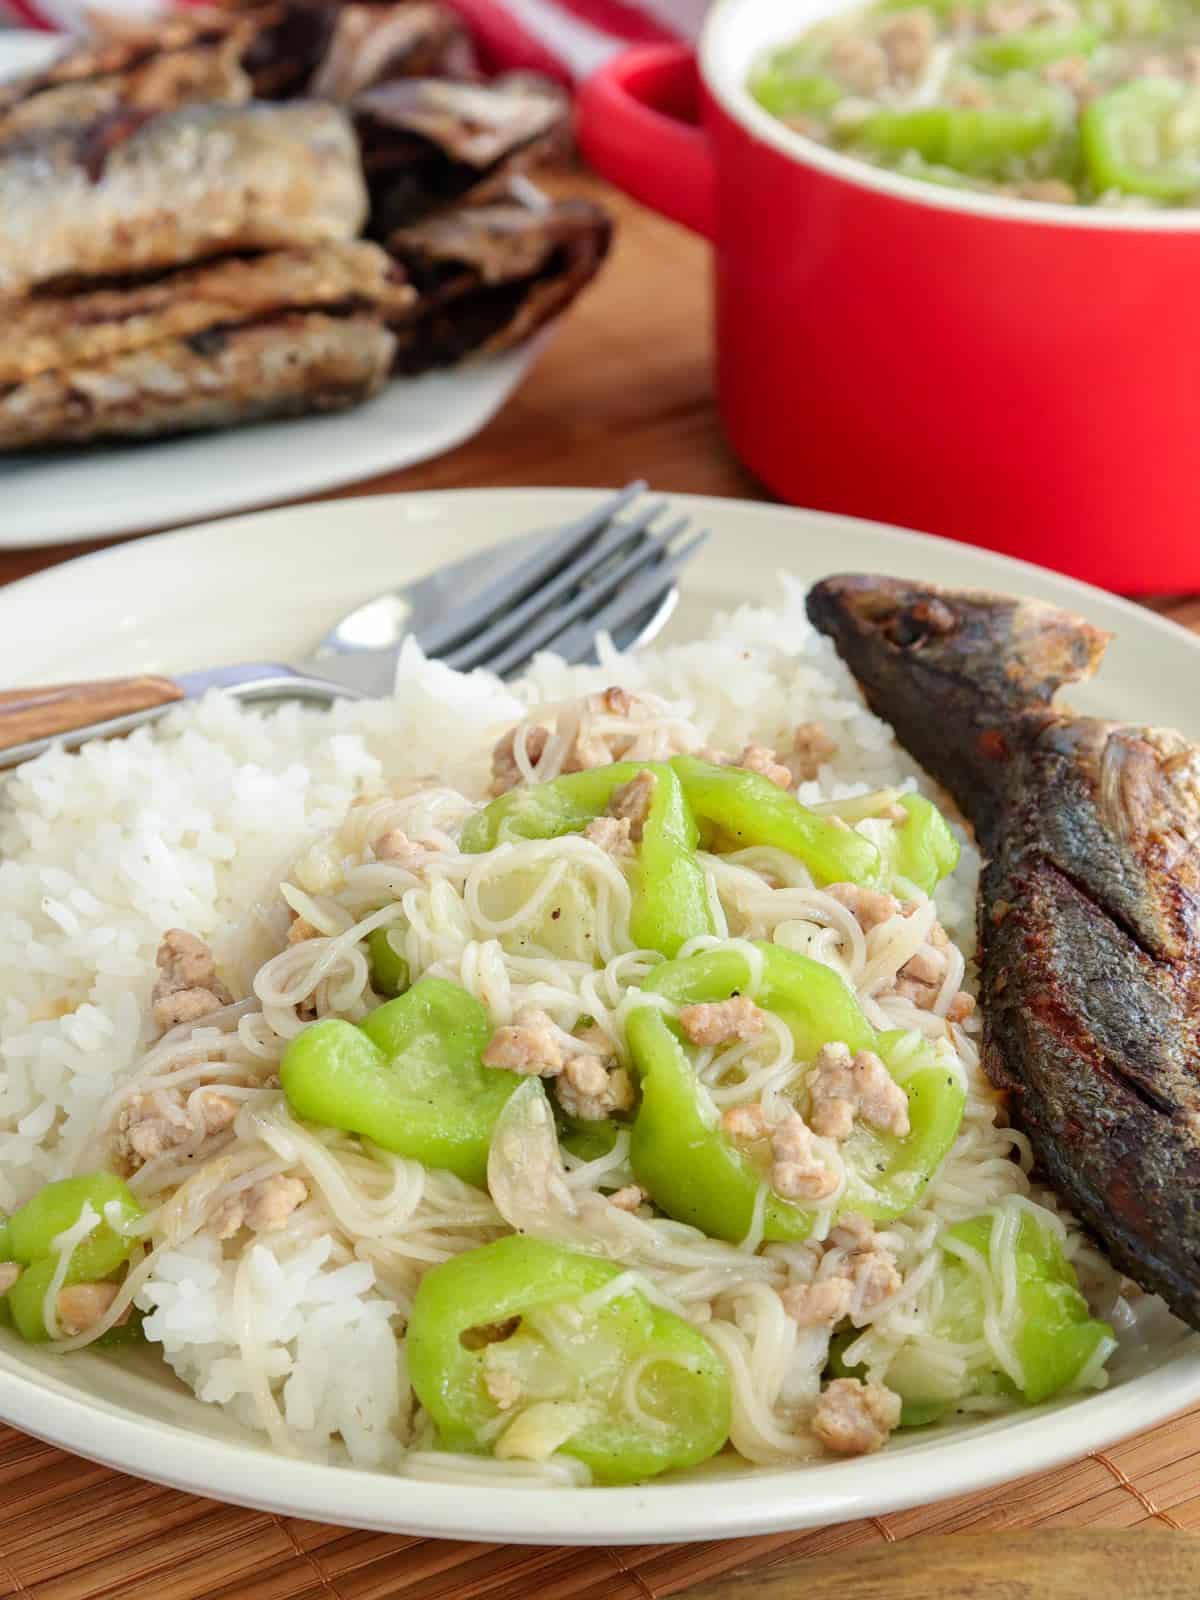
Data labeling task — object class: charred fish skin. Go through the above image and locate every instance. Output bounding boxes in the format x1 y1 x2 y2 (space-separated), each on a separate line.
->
805 575 1110 839
0 101 367 299
807 574 1200 1331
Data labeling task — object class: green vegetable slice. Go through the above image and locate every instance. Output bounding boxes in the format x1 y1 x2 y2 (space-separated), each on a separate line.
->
851 101 1061 177
460 761 713 958
968 21 1100 72
837 1203 1116 1421
4 1174 143 1343
1082 78 1200 200
627 943 965 1243
406 1235 731 1484
280 978 519 1187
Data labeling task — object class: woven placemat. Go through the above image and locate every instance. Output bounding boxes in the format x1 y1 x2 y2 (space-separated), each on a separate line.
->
0 1403 1196 1599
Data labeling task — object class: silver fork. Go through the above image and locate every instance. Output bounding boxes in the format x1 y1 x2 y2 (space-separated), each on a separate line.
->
0 484 708 770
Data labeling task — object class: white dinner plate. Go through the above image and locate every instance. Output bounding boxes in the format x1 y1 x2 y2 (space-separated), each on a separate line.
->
0 31 544 548
2 488 1198 1544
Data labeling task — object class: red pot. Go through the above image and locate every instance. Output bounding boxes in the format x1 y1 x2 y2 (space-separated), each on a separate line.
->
576 3 1200 594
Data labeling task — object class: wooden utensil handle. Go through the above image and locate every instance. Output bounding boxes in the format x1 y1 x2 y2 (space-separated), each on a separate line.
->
691 1529 1200 1600
0 676 184 752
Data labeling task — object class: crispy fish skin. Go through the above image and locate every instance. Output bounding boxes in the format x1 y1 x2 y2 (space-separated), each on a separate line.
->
387 187 612 372
0 11 251 119
0 313 395 449
807 574 1200 1328
354 76 567 236
0 242 414 388
310 3 478 102
0 101 367 298
0 42 251 148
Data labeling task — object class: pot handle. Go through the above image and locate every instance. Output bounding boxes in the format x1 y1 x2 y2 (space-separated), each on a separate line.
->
576 45 717 240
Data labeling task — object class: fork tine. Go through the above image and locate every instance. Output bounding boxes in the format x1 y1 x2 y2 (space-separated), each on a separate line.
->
520 532 709 674
470 523 688 679
414 481 647 658
440 499 672 673
481 523 706 680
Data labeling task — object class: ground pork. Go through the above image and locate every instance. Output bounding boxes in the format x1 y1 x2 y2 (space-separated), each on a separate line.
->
807 1043 910 1141
373 828 421 864
826 883 903 932
781 1213 902 1328
607 1184 647 1213
583 815 634 856
57 1282 126 1337
721 1103 770 1143
826 887 973 1021
482 1009 564 1075
879 7 935 78
770 1112 839 1202
812 1378 901 1455
114 1087 240 1172
555 1057 634 1121
829 33 887 92
608 769 656 842
781 1278 854 1328
790 721 837 781
696 742 792 788
490 724 550 796
720 1103 838 1201
151 929 233 1031
678 996 767 1047
561 687 654 774
982 0 1076 30
1042 52 1093 93
211 1176 307 1240
736 744 792 789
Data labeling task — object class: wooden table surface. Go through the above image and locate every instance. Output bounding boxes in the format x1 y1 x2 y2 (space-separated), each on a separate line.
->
2 174 1198 1598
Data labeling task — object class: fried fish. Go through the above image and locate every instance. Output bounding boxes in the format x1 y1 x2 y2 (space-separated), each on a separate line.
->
354 74 567 236
0 100 367 298
0 11 254 147
386 182 612 372
0 241 410 448
807 575 1200 1330
309 2 477 101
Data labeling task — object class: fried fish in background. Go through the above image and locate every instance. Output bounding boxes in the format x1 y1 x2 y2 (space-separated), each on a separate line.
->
354 75 568 237
0 101 368 298
309 2 478 100
387 183 612 372
0 241 411 449
232 0 341 98
186 0 478 102
0 11 255 147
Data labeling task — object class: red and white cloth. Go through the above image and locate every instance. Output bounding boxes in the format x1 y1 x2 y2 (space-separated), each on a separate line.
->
438 0 705 81
1 0 708 81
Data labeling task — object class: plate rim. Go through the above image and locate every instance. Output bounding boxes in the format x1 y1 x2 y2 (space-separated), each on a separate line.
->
0 348 541 549
2 484 1198 1543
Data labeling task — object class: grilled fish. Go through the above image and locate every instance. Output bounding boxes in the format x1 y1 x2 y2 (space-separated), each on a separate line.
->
0 12 255 147
354 75 567 237
309 2 477 102
0 101 367 298
387 182 612 373
0 242 410 448
807 574 1200 1330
